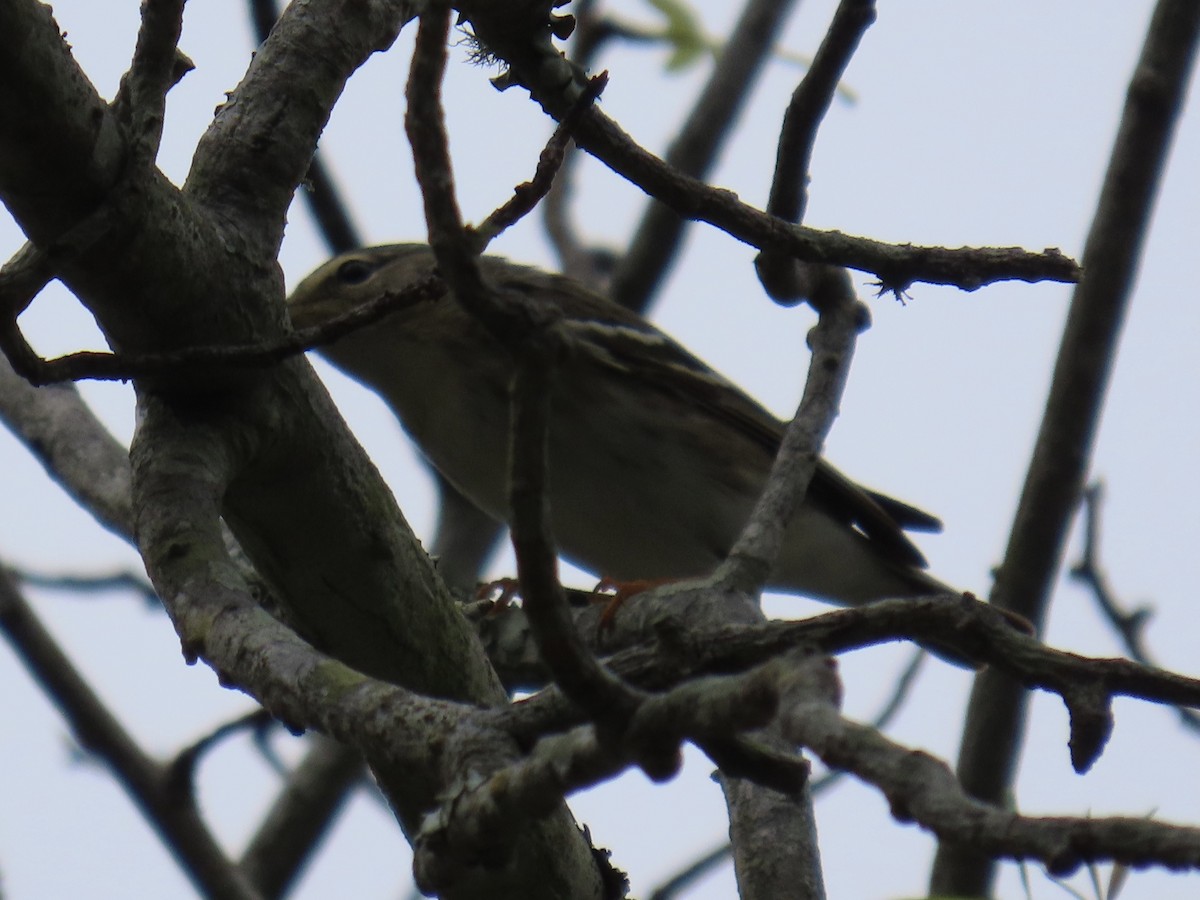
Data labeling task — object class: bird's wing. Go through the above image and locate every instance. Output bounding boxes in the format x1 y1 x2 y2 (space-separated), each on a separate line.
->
505 267 941 571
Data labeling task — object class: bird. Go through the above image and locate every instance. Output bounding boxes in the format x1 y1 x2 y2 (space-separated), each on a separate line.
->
287 243 954 609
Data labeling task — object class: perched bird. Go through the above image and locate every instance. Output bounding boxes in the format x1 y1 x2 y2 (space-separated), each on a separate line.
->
288 244 952 607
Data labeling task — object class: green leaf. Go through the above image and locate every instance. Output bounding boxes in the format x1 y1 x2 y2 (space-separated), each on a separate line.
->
644 0 711 72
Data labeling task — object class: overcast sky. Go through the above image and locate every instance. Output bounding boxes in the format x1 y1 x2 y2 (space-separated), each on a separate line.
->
2 1 1198 898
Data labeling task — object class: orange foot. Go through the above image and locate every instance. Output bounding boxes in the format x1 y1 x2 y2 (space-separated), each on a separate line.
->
593 576 674 630
475 577 522 613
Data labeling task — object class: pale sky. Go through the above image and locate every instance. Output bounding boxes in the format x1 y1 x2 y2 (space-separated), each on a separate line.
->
2 2 1197 898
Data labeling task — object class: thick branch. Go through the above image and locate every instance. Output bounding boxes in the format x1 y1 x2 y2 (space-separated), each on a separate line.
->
0 354 133 538
721 272 863 591
131 394 605 899
245 0 365 255
185 0 413 254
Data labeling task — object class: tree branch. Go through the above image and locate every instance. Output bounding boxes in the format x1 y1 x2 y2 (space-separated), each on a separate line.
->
1070 484 1200 734
239 736 367 899
112 0 188 168
755 0 875 304
934 0 1200 893
787 670 1200 877
458 2 1079 292
0 563 261 899
244 0 365 255
611 0 803 313
0 354 133 538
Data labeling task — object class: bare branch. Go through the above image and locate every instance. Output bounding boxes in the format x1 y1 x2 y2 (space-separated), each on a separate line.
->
611 0 804 313
805 648 927 800
765 0 874 227
721 272 864 592
0 354 133 538
786 679 1200 877
542 0 616 285
185 0 413 254
239 737 367 900
0 273 444 385
112 0 188 167
244 0 365 254
756 0 875 304
473 73 608 250
0 564 260 899
458 4 1078 291
935 1 1200 893
1070 484 1200 734
0 240 55 318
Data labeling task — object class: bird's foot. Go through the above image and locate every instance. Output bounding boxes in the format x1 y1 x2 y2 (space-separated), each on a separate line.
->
475 577 523 613
592 576 675 630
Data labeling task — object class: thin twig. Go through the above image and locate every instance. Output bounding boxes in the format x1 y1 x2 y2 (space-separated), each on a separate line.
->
461 7 1079 292
807 647 925 798
0 275 442 385
647 840 731 900
766 0 874 225
610 0 803 313
756 0 875 304
0 564 260 899
542 0 616 285
472 72 608 250
719 270 864 592
786 681 1200 878
170 710 282 791
7 566 158 606
406 4 645 738
1070 484 1200 734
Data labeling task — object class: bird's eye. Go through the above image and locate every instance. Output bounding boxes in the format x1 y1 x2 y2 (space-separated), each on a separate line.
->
336 259 374 285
